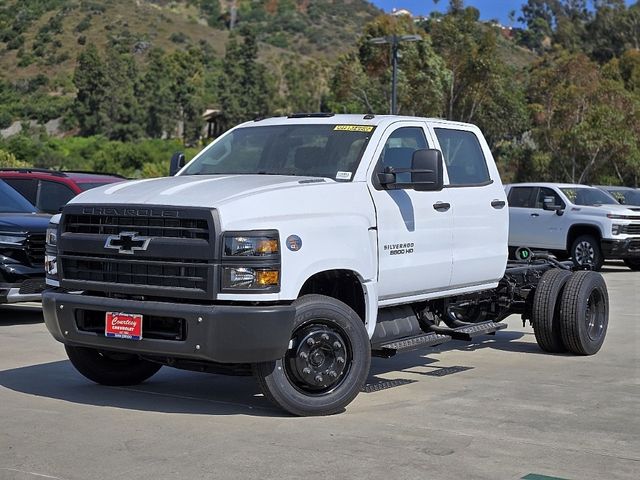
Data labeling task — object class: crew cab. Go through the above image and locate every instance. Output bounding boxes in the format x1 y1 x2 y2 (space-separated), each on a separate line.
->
42 115 609 416
506 182 640 270
0 179 50 303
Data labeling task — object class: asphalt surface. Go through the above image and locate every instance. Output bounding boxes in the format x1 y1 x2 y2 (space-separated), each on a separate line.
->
0 264 638 480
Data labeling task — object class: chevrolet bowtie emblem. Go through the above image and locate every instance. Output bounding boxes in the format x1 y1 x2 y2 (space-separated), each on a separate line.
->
104 232 151 254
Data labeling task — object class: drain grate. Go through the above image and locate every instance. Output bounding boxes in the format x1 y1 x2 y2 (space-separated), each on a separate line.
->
362 378 416 393
421 366 473 377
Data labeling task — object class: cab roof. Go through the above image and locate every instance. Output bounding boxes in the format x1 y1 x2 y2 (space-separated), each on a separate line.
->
245 114 478 130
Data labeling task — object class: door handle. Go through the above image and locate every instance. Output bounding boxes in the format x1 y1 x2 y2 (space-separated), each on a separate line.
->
433 202 451 212
531 213 539 217
491 199 506 209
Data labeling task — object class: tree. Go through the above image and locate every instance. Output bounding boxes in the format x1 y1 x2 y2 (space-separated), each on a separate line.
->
73 44 108 136
139 49 179 138
218 32 272 126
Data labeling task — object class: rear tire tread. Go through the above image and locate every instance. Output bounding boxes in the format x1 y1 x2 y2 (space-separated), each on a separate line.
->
531 269 572 353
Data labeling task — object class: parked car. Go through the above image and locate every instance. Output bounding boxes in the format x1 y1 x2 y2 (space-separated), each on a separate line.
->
595 185 640 207
0 169 125 214
0 179 50 303
506 182 640 270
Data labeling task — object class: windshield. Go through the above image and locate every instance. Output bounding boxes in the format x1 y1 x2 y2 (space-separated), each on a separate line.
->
606 189 640 206
182 124 375 180
0 180 36 213
561 187 618 206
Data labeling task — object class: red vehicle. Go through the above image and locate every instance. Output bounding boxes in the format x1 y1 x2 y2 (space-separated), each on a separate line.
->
0 169 125 214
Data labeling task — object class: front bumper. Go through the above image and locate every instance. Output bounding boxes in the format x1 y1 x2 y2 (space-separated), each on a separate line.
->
0 259 45 303
601 238 640 259
42 291 296 363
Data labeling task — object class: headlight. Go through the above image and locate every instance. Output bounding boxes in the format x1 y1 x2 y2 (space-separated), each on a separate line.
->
0 232 26 246
46 227 57 246
221 231 280 292
223 231 279 257
222 267 280 290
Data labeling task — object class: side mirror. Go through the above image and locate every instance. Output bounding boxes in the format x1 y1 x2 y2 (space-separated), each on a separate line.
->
411 149 443 192
169 152 186 176
542 196 564 215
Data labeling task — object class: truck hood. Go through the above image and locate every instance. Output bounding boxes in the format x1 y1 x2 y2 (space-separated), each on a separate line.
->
0 213 51 233
572 203 640 217
69 174 335 208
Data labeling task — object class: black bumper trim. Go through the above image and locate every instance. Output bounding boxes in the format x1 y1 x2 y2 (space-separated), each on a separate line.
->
601 238 640 259
42 291 296 363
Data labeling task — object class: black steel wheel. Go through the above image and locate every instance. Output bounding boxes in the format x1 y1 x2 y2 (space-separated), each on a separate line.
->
531 268 572 353
65 345 162 386
571 235 603 270
559 271 609 355
253 294 370 416
623 258 640 271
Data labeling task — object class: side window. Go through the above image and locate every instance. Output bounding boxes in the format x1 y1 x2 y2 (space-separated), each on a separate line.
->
434 128 491 186
534 187 564 209
4 178 38 204
508 187 536 208
37 180 75 214
378 127 427 184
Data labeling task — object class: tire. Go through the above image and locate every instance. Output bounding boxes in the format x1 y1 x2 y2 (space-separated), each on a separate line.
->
65 345 162 386
531 268 572 353
559 271 609 355
253 294 371 416
623 258 640 271
571 234 603 270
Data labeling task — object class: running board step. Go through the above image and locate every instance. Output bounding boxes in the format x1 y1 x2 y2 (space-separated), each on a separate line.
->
449 321 507 341
372 333 452 358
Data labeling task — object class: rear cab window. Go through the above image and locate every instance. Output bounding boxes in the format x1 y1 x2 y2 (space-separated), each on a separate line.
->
434 128 491 186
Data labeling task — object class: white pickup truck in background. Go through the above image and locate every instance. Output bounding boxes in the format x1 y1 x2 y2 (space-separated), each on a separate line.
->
506 183 640 270
42 115 609 416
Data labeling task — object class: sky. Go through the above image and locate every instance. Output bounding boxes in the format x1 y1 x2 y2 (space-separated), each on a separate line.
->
370 0 635 25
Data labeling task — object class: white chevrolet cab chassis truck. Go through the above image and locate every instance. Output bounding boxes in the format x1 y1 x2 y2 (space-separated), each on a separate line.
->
42 114 609 416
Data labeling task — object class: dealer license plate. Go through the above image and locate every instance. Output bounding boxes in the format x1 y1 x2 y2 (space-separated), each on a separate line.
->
105 312 143 340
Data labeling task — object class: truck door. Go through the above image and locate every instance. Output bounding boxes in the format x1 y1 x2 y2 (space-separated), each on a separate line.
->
368 122 453 303
430 125 508 289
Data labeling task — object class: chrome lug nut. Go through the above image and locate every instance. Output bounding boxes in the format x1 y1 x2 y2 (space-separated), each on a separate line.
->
337 357 345 364
302 367 311 375
306 338 315 347
328 371 337 378
333 341 341 349
299 351 308 360
314 374 323 383
321 333 329 341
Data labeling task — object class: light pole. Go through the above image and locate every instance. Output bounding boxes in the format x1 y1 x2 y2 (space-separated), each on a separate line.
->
369 34 422 115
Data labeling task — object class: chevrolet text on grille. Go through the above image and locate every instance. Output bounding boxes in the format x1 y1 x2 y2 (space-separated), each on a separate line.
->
81 207 179 217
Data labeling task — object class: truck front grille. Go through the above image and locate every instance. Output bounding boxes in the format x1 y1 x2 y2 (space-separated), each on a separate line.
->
59 205 216 300
620 224 640 235
26 233 45 265
65 214 209 240
61 254 209 291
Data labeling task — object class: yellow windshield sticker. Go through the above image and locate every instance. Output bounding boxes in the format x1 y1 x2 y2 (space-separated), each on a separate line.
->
334 125 375 132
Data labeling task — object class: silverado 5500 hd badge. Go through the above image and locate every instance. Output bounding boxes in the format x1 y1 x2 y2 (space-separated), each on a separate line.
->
384 243 414 255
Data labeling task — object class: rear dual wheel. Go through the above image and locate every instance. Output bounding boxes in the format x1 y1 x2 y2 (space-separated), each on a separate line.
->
532 269 608 355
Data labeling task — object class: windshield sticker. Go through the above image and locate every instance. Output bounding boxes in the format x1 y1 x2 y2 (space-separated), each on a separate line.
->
334 125 375 133
336 171 352 180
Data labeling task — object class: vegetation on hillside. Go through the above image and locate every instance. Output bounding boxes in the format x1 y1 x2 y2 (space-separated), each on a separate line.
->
0 0 639 186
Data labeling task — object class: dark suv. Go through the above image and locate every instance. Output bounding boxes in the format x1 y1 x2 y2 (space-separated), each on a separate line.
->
0 169 124 214
0 179 50 303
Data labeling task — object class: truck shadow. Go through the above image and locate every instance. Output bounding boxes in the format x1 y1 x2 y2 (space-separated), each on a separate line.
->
0 305 44 326
0 329 556 417
0 359 287 417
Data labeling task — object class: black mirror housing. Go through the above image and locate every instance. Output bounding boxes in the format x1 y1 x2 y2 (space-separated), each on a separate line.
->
411 149 444 192
169 152 186 176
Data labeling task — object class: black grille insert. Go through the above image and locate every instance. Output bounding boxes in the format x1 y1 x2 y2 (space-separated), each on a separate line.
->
620 224 640 235
26 233 45 265
61 254 209 291
76 309 186 341
64 214 209 240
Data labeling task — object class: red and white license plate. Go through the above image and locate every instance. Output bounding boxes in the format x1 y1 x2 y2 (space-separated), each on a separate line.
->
105 312 143 340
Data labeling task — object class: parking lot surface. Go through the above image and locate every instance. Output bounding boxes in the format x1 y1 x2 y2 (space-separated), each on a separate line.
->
0 264 638 480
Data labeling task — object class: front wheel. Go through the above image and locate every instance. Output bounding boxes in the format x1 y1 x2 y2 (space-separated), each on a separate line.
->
571 235 603 271
253 294 371 416
65 345 162 386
